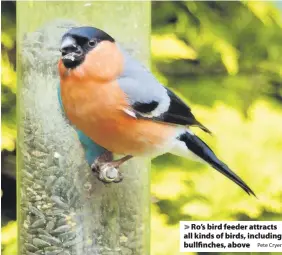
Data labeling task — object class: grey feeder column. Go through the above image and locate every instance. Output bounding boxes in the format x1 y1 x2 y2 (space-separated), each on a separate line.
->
17 1 151 255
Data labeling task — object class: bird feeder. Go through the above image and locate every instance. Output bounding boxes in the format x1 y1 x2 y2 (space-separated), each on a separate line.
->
17 1 151 254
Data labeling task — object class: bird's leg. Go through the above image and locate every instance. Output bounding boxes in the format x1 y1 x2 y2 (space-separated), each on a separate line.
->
91 151 133 183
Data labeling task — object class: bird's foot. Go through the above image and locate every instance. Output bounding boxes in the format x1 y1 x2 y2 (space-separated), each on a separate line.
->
91 153 132 183
92 162 124 183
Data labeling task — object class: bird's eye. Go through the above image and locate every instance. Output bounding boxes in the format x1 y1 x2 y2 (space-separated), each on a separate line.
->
88 39 97 47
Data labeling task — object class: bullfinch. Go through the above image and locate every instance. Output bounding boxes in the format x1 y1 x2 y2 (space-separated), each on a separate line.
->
58 26 255 196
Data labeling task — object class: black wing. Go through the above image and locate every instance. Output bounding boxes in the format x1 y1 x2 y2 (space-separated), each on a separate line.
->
132 87 212 134
117 70 211 134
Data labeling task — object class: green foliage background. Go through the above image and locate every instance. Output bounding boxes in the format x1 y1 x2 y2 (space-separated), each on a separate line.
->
1 1 282 255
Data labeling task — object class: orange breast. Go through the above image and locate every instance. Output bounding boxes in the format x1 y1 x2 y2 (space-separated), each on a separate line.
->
60 77 175 155
58 43 176 156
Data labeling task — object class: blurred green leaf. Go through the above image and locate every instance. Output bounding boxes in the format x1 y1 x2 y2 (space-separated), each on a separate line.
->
1 221 17 255
151 2 282 254
1 4 17 151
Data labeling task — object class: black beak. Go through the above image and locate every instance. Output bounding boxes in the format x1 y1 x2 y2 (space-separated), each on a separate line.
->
60 36 84 68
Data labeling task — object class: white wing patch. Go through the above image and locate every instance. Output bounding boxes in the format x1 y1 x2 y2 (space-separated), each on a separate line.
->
122 108 137 118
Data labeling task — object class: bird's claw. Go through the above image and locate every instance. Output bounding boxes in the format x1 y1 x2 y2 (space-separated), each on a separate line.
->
91 161 123 183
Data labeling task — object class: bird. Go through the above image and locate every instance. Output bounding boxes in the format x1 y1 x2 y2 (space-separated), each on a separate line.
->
58 26 255 196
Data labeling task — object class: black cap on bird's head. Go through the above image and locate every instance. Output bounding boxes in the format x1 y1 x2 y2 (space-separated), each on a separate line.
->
60 26 115 69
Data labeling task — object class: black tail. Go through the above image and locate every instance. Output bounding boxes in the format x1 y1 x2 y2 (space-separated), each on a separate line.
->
179 132 256 197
